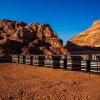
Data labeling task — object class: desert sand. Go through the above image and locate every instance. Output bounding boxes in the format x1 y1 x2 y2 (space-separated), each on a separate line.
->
0 63 100 100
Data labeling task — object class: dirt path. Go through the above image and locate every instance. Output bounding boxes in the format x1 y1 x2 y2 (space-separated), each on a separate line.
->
0 63 100 100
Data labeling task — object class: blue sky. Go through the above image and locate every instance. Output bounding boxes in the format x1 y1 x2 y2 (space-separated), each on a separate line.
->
0 0 100 44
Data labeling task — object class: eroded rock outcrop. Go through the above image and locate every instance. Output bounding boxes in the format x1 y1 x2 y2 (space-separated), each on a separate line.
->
0 19 69 55
66 20 100 54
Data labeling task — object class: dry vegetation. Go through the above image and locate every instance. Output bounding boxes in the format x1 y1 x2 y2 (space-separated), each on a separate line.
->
0 63 100 100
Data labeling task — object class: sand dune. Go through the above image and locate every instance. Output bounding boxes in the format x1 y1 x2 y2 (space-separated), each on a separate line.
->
0 63 100 100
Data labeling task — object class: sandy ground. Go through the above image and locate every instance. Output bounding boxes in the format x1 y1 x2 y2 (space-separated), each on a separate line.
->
0 63 100 100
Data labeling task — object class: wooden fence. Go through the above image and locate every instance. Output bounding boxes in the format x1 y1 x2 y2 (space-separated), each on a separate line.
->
11 54 100 75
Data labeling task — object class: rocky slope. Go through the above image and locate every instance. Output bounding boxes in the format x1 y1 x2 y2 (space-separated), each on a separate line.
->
0 19 69 55
66 20 100 54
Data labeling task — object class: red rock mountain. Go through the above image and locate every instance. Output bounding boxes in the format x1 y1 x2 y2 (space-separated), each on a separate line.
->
0 19 69 55
66 20 100 54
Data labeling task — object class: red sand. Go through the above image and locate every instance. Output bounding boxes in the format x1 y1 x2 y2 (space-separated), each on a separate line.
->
0 63 100 100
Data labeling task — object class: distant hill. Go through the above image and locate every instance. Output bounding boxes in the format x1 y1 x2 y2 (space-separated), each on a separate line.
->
66 20 100 54
0 19 69 55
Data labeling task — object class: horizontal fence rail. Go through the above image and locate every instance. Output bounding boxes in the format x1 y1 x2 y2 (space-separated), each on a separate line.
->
1 54 100 75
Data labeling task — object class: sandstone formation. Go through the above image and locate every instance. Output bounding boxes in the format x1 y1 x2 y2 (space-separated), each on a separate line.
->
66 20 100 54
0 19 69 55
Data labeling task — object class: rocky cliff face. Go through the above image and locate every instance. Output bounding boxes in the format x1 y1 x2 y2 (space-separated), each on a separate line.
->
66 20 100 54
0 19 69 55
